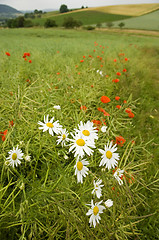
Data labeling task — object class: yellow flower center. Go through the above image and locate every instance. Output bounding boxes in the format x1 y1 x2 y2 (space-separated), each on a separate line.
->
12 153 17 160
62 134 66 140
106 150 112 159
93 206 99 215
76 139 85 146
77 161 83 171
82 130 90 136
46 122 53 128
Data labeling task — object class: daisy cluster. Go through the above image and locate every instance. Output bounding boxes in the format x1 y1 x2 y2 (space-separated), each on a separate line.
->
5 113 125 228
36 114 124 228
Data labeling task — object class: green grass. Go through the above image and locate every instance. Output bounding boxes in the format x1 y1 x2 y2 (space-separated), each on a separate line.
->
0 28 159 239
111 10 159 31
31 11 131 27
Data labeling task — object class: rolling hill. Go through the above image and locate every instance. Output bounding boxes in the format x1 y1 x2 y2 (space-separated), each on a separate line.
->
30 3 159 28
0 4 22 19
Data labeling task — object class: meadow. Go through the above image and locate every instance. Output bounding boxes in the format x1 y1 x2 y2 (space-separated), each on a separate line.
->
0 28 159 239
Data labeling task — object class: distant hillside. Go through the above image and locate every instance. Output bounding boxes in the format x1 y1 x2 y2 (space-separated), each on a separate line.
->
0 4 22 19
87 3 159 16
0 4 21 13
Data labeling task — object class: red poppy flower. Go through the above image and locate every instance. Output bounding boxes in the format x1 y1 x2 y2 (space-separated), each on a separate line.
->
123 69 127 72
100 57 102 61
101 96 111 103
115 96 120 101
80 105 87 111
83 56 86 58
128 112 135 118
5 52 10 56
24 58 27 61
93 49 96 52
101 51 104 54
80 60 84 63
116 105 121 109
89 55 92 58
125 57 128 61
103 111 110 116
115 136 126 147
28 60 32 63
125 108 132 113
114 59 117 62
100 65 103 67
123 100 127 104
91 119 102 130
56 72 60 75
116 72 121 76
91 85 94 88
0 129 8 142
97 56 100 58
97 108 110 116
26 79 31 84
9 120 14 127
112 78 119 83
23 52 30 57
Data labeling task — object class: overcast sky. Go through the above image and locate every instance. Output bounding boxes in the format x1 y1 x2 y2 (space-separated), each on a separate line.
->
0 0 159 10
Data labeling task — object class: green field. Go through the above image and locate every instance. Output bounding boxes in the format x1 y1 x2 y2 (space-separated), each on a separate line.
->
0 28 159 239
112 10 159 31
32 10 131 27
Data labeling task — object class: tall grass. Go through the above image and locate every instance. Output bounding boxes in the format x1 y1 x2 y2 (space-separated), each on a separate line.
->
0 28 159 239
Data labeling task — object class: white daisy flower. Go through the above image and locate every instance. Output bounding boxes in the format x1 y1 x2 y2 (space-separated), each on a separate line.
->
99 141 120 170
104 199 113 208
101 126 107 133
74 158 89 184
25 155 31 162
91 179 104 199
96 70 104 76
113 168 124 185
56 128 69 147
53 105 61 110
86 200 105 228
6 146 24 168
75 121 98 143
64 154 69 160
69 132 96 158
38 115 62 136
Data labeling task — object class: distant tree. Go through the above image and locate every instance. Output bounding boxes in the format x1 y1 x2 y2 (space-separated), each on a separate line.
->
34 9 39 14
118 22 125 29
7 16 25 28
44 19 58 28
24 13 29 18
59 4 69 13
81 6 84 9
96 23 102 28
24 20 33 27
63 17 82 28
7 19 13 28
84 25 95 30
106 22 114 28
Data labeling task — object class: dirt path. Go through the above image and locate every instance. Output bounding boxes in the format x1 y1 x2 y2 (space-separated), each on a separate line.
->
97 28 159 37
